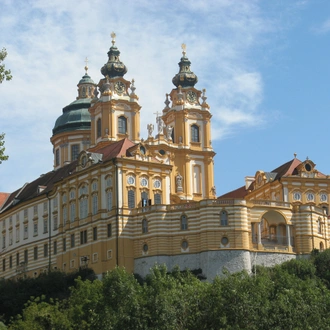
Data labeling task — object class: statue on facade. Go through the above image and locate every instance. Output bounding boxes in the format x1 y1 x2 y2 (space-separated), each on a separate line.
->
166 125 173 141
176 173 183 193
147 123 154 138
157 116 165 135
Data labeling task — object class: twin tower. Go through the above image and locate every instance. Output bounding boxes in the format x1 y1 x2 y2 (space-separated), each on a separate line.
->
50 34 216 202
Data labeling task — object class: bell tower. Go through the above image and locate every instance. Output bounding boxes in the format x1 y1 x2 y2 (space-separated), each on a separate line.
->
147 44 215 202
89 33 141 149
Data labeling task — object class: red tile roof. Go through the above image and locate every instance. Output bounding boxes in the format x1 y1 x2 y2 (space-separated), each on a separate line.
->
0 193 10 207
218 158 326 199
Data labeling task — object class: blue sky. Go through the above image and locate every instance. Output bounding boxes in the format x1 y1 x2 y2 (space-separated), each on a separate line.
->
1 0 330 196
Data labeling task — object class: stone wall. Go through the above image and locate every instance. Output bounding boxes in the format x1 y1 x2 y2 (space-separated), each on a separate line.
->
134 250 297 280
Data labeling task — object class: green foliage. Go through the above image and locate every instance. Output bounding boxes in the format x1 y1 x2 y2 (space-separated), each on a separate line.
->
0 268 95 325
0 48 12 84
312 248 330 287
7 253 330 329
0 133 9 164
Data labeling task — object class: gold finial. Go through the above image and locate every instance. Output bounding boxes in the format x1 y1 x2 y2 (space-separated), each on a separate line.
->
294 153 297 158
181 43 186 56
84 57 88 73
111 32 116 45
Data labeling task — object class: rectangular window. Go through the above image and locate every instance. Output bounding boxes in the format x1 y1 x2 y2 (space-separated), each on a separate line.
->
71 144 80 161
2 259 5 271
43 219 48 233
9 256 12 268
55 148 60 166
16 253 19 266
154 193 162 205
24 225 28 239
53 198 58 209
9 231 13 245
33 223 38 236
79 198 88 219
24 249 28 264
44 244 48 257
70 203 76 222
43 202 47 213
80 230 87 245
71 234 75 248
107 223 112 237
53 216 58 230
63 238 66 252
2 235 5 249
92 195 98 215
93 227 97 241
16 227 20 242
128 190 135 209
107 191 112 211
63 206 67 224
33 205 38 215
24 209 28 219
34 246 38 260
53 241 57 255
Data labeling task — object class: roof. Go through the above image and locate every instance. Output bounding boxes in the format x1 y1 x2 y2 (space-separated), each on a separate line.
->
0 193 10 207
218 157 327 199
0 138 152 213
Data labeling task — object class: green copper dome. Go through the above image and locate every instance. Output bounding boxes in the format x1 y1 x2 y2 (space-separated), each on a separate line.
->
52 98 91 135
79 73 95 85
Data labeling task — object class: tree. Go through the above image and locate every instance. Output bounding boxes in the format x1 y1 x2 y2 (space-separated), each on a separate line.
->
0 133 9 164
0 48 12 84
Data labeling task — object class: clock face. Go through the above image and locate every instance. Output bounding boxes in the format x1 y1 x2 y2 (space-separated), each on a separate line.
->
115 81 125 93
186 90 197 103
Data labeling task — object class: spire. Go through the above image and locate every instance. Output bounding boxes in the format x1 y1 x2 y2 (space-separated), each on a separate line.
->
172 43 198 88
100 32 128 78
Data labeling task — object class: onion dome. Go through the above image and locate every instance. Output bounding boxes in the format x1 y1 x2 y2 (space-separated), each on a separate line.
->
172 43 198 88
100 32 127 78
52 66 95 136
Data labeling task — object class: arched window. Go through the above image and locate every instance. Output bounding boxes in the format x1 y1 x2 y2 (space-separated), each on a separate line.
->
320 242 324 252
181 215 188 230
97 118 102 138
220 211 228 226
142 218 148 233
118 116 127 134
128 190 135 209
191 124 199 142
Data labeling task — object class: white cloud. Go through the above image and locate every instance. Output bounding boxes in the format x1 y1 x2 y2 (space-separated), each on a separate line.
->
0 0 301 192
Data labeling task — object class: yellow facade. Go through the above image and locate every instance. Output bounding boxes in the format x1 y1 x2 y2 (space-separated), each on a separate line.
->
1 37 330 280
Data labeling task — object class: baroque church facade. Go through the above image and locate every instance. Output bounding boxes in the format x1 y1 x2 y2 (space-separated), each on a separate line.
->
0 35 329 280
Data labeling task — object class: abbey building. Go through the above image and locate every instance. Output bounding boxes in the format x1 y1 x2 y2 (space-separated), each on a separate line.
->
0 35 329 280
